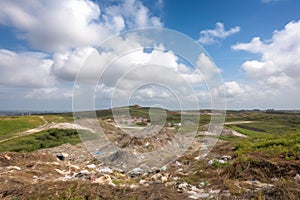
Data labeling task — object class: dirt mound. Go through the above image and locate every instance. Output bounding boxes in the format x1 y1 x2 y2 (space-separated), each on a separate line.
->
102 121 177 153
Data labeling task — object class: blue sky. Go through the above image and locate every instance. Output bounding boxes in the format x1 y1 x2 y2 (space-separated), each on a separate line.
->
0 0 300 110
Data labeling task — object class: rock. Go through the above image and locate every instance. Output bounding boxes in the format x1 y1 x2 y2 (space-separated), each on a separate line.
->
294 174 300 182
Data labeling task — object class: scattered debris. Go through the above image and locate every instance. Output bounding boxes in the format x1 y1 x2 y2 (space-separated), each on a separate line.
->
208 159 226 165
294 174 300 182
87 164 96 169
97 167 113 174
92 175 115 186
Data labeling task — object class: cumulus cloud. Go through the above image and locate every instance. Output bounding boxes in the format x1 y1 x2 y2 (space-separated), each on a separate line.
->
0 0 164 104
198 22 240 45
25 87 72 99
232 20 300 89
0 49 55 88
0 0 162 52
218 81 253 98
196 53 221 79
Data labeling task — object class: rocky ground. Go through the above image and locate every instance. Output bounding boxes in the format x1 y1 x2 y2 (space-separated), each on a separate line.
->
0 122 299 199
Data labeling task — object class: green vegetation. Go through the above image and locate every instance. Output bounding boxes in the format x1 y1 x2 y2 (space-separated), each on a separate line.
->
0 116 44 140
42 114 74 123
234 131 300 158
0 129 82 152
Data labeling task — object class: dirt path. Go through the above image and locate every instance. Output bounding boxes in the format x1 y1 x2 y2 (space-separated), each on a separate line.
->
230 130 247 137
39 116 48 124
0 122 94 144
224 121 254 125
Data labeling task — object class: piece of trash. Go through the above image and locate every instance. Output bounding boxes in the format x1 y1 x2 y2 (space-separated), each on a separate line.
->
33 175 39 179
161 165 167 172
95 151 104 155
221 155 232 161
208 159 226 165
175 161 182 166
7 166 21 170
128 167 144 178
92 175 115 186
87 164 96 169
56 154 65 161
294 174 300 182
61 153 69 158
98 167 113 174
55 168 69 175
4 154 11 160
199 181 209 188
80 169 90 175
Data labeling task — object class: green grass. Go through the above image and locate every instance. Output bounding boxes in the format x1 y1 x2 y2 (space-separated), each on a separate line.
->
0 116 45 139
42 114 74 123
0 129 83 152
232 125 300 158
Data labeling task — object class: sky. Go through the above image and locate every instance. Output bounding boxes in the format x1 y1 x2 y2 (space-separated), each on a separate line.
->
0 0 300 111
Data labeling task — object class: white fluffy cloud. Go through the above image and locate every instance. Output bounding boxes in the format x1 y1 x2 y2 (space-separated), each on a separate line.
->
0 49 55 88
198 22 240 45
0 0 164 102
232 20 300 88
0 0 162 52
220 81 253 98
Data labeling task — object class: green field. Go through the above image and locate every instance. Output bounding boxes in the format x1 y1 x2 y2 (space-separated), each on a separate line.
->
0 116 45 140
0 128 82 152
